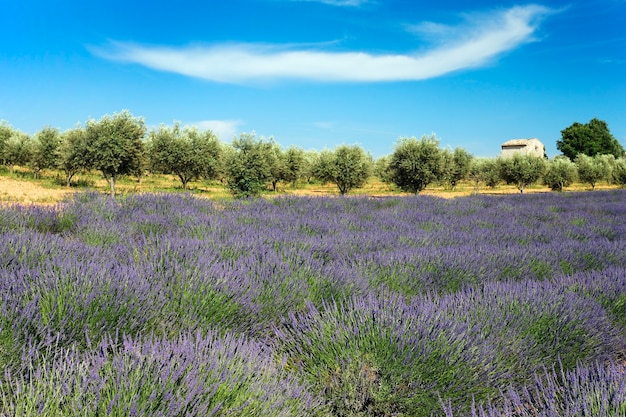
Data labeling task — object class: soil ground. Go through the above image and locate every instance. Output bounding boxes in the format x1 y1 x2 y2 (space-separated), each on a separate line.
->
0 168 619 205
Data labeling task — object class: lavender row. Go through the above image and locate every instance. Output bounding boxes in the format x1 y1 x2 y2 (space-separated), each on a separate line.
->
273 275 625 416
0 190 625 415
440 360 626 417
1 331 329 416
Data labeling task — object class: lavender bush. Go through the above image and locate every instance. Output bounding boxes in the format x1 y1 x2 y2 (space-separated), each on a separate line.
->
0 190 624 416
441 360 626 417
1 331 329 416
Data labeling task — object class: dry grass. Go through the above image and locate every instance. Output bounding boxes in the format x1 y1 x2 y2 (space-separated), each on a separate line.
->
0 176 75 205
0 167 621 205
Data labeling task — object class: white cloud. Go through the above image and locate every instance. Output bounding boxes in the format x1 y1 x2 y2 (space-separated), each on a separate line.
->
94 5 554 84
193 119 242 140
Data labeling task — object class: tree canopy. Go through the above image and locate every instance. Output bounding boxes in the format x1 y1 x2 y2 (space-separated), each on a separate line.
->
557 118 624 159
58 126 90 187
148 123 222 190
575 153 613 190
225 132 274 197
312 145 373 195
387 135 445 194
498 154 546 193
84 110 146 196
31 126 61 178
543 157 578 192
3 131 33 173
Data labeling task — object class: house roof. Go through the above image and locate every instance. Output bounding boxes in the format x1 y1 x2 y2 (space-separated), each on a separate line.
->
501 138 540 147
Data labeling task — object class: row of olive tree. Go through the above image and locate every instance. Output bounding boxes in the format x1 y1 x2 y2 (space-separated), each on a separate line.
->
379 135 626 194
0 112 373 197
1 113 625 197
0 112 146 196
468 152 626 193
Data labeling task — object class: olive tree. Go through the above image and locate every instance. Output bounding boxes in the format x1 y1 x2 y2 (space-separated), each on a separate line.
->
0 121 14 166
312 145 373 195
148 123 222 190
225 132 273 197
387 135 445 194
58 126 90 187
264 140 285 192
468 158 500 194
613 158 626 186
84 110 146 197
498 154 546 193
374 155 393 184
3 131 33 173
283 146 306 187
31 126 61 178
543 156 578 192
575 153 612 190
441 147 473 190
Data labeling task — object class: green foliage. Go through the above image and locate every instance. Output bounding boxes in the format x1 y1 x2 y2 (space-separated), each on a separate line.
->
543 156 578 191
0 121 16 166
441 147 473 189
148 123 222 190
282 146 306 186
312 145 373 195
613 158 626 187
498 154 546 193
387 134 445 194
84 110 146 196
57 127 90 187
468 158 501 193
30 126 61 178
225 132 273 197
3 131 33 173
373 155 393 184
575 153 613 190
264 139 285 191
557 118 624 159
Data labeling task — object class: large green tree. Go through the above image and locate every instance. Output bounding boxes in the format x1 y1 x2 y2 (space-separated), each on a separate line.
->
148 123 222 190
387 135 445 194
498 154 546 193
312 145 373 195
557 118 624 159
84 110 146 196
30 126 61 178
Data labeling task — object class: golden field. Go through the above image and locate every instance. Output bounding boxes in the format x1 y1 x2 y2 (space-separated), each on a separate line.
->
0 166 620 205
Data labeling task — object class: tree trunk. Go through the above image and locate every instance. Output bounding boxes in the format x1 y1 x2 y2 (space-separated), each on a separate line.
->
109 176 116 197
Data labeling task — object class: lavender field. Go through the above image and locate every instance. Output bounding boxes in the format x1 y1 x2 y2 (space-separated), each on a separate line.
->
0 190 625 416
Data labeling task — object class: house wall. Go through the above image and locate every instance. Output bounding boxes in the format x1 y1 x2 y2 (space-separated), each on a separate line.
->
501 139 545 158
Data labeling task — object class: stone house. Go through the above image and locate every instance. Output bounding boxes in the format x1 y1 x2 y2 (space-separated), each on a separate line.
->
501 138 545 158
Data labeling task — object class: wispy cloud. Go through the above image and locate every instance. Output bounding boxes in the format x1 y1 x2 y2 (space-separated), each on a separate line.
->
94 5 555 84
193 119 242 140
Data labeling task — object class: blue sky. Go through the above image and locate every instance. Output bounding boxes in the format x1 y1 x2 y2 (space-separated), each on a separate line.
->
1 0 624 158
